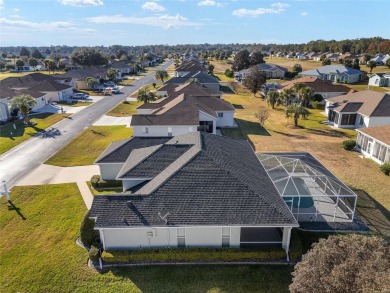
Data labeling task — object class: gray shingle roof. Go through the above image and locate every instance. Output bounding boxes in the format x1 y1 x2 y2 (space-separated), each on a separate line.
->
165 72 219 85
0 73 60 89
89 132 298 228
95 137 171 164
175 61 207 72
28 80 72 92
300 65 362 76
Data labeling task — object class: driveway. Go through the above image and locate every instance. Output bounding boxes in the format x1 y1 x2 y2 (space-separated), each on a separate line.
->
93 115 132 127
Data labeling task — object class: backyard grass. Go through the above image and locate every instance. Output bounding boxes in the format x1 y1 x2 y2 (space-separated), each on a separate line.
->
221 83 390 238
45 126 132 167
107 101 143 117
0 184 293 292
0 113 69 155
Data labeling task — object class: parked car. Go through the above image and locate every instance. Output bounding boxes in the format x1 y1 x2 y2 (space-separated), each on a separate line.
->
111 86 120 94
104 81 116 87
72 93 89 99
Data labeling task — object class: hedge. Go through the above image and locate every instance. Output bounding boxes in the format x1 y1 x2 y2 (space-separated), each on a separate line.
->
342 140 356 150
380 163 390 176
89 245 100 262
102 247 287 263
90 175 122 189
80 212 100 247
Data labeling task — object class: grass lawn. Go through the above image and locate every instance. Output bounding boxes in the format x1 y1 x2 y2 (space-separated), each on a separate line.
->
45 126 133 167
106 101 143 117
0 184 293 292
121 79 136 85
130 84 161 97
221 83 390 238
58 101 93 107
344 81 389 93
0 113 69 155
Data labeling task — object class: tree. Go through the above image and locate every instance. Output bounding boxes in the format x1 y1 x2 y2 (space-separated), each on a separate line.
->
344 59 353 67
285 103 309 126
279 88 295 106
174 58 181 68
352 58 360 70
106 68 119 80
154 69 169 83
242 67 267 97
207 64 214 74
367 60 377 73
290 234 390 293
266 91 279 109
45 60 57 74
71 48 108 67
15 59 24 72
255 108 269 127
225 68 234 78
298 86 313 107
292 82 306 101
363 54 372 63
9 95 37 124
137 88 156 103
292 64 302 73
86 77 99 90
386 58 390 69
31 49 44 59
28 58 38 71
58 60 66 72
19 47 30 58
232 49 250 71
1 52 7 59
322 58 331 66
250 51 265 66
0 61 5 73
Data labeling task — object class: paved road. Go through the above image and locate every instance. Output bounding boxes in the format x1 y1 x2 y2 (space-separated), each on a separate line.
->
0 60 173 189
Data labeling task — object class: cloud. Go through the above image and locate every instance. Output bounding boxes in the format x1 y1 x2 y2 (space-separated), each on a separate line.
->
0 0 3 8
142 1 165 11
14 8 20 12
58 0 103 6
300 11 308 16
232 2 289 17
198 0 224 7
87 13 200 29
10 14 24 19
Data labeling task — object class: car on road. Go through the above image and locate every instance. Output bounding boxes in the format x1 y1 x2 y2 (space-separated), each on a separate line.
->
71 93 89 99
111 86 120 94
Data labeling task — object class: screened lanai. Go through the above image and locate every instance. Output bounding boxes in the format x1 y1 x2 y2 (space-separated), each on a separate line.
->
257 153 357 223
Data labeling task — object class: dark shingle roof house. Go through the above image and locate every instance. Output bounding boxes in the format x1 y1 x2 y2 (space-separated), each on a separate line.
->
0 73 60 90
165 72 219 86
89 132 298 253
281 76 353 94
175 60 207 74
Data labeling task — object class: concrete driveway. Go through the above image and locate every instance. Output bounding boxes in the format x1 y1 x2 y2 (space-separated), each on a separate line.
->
93 115 132 127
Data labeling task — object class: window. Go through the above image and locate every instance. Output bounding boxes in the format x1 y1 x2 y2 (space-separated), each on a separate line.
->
340 113 357 126
142 127 149 134
218 112 224 118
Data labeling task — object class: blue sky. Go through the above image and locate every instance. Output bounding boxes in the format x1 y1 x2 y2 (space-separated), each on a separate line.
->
0 0 389 46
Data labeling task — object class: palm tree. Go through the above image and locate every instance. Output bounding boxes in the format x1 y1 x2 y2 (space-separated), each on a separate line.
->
137 88 156 103
9 95 37 125
155 69 169 83
86 77 98 91
298 86 313 107
285 103 309 127
279 88 295 106
266 91 279 109
292 82 306 103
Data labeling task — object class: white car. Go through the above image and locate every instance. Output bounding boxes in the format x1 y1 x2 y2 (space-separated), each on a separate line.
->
72 93 89 99
111 86 120 94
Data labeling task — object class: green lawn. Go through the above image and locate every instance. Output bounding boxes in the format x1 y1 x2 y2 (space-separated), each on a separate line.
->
45 126 133 167
0 113 69 155
107 101 143 117
58 101 93 107
0 184 293 292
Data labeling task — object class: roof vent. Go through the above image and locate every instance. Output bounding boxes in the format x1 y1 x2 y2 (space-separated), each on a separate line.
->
127 200 133 207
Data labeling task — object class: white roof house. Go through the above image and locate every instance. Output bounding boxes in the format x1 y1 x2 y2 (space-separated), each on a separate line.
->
356 125 390 165
300 65 362 84
368 73 390 87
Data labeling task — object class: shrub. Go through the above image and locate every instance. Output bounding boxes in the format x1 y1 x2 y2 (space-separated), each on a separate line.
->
90 175 122 188
80 212 100 247
380 163 390 176
90 175 100 187
312 101 325 110
89 245 100 263
342 139 356 150
224 68 234 78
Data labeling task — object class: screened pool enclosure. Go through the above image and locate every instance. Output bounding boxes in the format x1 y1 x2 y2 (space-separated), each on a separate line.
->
257 153 357 223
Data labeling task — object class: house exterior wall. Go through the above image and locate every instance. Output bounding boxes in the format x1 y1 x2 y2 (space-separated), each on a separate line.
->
32 95 47 110
45 88 73 102
356 132 390 165
0 99 9 121
98 226 291 251
132 125 198 137
122 179 149 191
199 111 217 134
98 163 124 180
366 116 390 127
216 111 235 127
75 80 88 90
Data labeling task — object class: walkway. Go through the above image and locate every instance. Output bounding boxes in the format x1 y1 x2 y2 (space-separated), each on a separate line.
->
93 115 132 127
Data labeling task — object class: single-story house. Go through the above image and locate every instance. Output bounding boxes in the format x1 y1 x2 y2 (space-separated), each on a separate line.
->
281 77 353 101
368 73 390 87
90 132 299 254
0 73 60 91
110 61 136 75
0 97 9 122
131 93 235 137
370 54 390 66
236 63 287 80
175 61 207 77
356 125 390 165
55 67 106 90
325 90 390 128
164 72 220 91
300 65 362 84
28 80 73 102
156 82 222 99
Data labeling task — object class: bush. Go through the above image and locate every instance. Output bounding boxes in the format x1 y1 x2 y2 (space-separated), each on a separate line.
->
312 101 325 110
102 247 286 263
90 175 122 188
80 212 100 247
89 245 100 262
380 163 390 176
224 68 234 78
342 139 356 150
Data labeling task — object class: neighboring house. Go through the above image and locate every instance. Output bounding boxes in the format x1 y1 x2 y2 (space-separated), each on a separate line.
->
164 72 220 91
90 132 299 254
368 73 390 87
356 125 390 165
56 67 106 90
325 90 390 128
281 77 353 101
110 61 136 75
0 96 10 122
175 61 207 77
28 80 73 102
370 54 390 66
181 53 200 62
0 73 60 91
156 82 222 99
300 65 362 84
312 53 326 61
131 93 235 137
236 63 287 81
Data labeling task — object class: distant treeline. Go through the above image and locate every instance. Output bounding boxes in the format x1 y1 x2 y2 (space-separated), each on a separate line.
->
1 37 389 55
